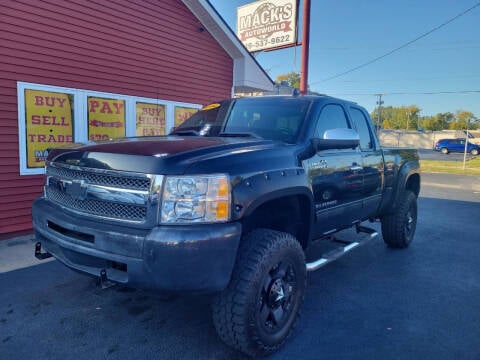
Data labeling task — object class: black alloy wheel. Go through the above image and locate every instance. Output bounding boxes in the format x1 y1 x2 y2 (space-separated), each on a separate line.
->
257 260 297 336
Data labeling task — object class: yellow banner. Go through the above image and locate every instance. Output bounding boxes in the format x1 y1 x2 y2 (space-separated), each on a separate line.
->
88 97 125 141
25 89 74 168
174 106 199 127
136 103 166 136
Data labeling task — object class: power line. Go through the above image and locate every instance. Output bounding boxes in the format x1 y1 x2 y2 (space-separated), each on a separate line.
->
311 2 480 85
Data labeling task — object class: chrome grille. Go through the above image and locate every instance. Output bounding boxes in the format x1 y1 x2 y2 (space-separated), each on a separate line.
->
46 187 147 221
45 163 156 223
46 166 151 191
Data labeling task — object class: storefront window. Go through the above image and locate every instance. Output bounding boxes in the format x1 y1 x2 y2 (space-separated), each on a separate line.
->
136 102 166 136
24 89 74 168
174 106 199 127
87 96 125 141
17 82 200 175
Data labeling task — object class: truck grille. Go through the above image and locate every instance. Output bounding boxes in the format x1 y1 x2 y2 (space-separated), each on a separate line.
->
46 166 150 191
46 187 147 221
45 164 154 223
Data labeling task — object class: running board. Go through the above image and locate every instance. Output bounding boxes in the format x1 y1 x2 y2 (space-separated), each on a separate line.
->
306 225 378 272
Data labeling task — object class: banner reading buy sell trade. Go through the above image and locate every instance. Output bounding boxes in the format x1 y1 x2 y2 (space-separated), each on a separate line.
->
25 89 74 168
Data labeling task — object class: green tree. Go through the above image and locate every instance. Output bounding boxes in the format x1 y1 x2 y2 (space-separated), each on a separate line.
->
449 111 477 130
372 106 478 131
276 72 301 89
372 105 420 130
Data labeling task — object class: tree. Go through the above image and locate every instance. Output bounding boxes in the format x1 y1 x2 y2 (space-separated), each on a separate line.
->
276 72 301 89
371 106 478 131
449 111 478 130
371 105 420 130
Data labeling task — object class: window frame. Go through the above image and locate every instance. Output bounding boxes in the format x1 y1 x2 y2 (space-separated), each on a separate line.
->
314 103 352 139
17 82 201 175
349 106 375 151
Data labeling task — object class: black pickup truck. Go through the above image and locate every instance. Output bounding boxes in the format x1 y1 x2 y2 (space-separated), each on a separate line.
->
32 95 420 357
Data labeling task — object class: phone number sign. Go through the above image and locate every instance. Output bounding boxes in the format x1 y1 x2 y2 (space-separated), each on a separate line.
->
237 0 297 52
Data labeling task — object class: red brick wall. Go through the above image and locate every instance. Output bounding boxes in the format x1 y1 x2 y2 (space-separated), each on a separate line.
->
0 0 233 235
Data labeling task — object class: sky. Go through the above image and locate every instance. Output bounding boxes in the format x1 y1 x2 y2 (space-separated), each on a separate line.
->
209 0 480 118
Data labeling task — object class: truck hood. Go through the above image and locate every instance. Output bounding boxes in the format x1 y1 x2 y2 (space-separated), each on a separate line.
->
47 136 295 175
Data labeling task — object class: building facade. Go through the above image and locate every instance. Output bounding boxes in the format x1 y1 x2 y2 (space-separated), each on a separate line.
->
0 0 273 237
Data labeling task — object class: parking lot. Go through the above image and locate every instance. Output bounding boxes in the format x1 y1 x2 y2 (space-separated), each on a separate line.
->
1 172 480 360
418 148 476 161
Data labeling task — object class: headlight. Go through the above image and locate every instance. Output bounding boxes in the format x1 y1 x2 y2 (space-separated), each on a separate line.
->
161 174 230 223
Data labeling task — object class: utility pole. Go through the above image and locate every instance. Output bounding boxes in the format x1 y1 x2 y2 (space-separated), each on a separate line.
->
406 111 411 131
463 118 471 170
300 0 311 95
376 94 383 131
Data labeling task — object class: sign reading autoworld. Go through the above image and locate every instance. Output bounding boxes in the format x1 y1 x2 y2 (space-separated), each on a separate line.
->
237 0 297 52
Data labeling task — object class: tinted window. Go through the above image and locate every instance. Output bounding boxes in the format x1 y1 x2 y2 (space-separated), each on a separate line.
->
224 98 310 143
172 101 229 136
350 107 373 150
314 104 350 138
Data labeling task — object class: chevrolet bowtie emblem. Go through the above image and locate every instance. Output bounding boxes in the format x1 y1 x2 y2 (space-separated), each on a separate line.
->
65 180 88 201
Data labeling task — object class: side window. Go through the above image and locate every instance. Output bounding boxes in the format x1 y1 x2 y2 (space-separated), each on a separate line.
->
314 104 350 138
350 107 373 150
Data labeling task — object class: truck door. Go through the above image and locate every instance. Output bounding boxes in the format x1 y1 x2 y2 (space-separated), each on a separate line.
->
304 103 364 237
348 106 384 217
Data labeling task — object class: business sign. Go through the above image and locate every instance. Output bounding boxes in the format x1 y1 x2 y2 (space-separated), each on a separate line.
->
136 102 166 136
25 89 74 168
237 0 297 52
88 97 125 141
174 106 199 127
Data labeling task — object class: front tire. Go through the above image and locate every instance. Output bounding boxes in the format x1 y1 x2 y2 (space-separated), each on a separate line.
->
440 147 449 154
212 229 306 357
471 148 479 156
381 190 417 248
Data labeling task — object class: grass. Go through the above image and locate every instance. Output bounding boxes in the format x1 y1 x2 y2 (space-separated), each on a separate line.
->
420 156 480 175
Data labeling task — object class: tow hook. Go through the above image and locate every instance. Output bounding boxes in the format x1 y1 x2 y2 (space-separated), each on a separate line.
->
34 242 52 260
99 268 116 289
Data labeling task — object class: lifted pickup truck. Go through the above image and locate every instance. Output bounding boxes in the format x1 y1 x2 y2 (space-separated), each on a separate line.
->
32 95 420 357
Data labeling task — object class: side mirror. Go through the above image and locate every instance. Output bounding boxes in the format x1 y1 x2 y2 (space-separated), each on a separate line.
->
312 128 360 151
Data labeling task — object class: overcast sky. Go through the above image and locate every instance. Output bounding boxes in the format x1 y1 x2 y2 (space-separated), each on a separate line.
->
209 0 480 117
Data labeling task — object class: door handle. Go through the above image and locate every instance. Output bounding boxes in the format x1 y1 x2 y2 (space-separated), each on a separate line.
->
350 165 363 172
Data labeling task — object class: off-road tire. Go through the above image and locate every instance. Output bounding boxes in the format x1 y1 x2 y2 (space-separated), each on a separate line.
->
381 190 417 248
212 229 306 357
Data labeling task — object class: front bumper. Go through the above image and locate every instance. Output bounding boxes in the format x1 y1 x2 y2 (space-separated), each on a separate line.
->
32 197 242 292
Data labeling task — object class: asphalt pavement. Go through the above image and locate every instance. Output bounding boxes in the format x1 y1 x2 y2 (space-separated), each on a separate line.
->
418 148 475 161
1 172 480 359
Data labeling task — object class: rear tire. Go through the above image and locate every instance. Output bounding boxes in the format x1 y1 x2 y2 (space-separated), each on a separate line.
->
440 147 449 154
381 190 417 248
212 229 306 357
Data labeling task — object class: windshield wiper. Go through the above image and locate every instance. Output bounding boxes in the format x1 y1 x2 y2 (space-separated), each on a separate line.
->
219 132 262 139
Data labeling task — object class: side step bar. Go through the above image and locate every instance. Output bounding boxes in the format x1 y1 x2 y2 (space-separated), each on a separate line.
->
306 225 378 272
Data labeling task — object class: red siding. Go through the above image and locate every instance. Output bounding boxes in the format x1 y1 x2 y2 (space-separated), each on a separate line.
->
0 0 234 236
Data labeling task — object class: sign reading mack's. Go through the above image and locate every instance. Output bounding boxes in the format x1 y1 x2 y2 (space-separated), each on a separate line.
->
237 0 297 52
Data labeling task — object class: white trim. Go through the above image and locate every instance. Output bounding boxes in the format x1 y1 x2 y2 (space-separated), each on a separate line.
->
17 82 201 175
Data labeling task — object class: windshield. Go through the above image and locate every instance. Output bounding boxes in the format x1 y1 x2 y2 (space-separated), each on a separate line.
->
223 98 310 143
171 101 228 136
171 97 310 143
